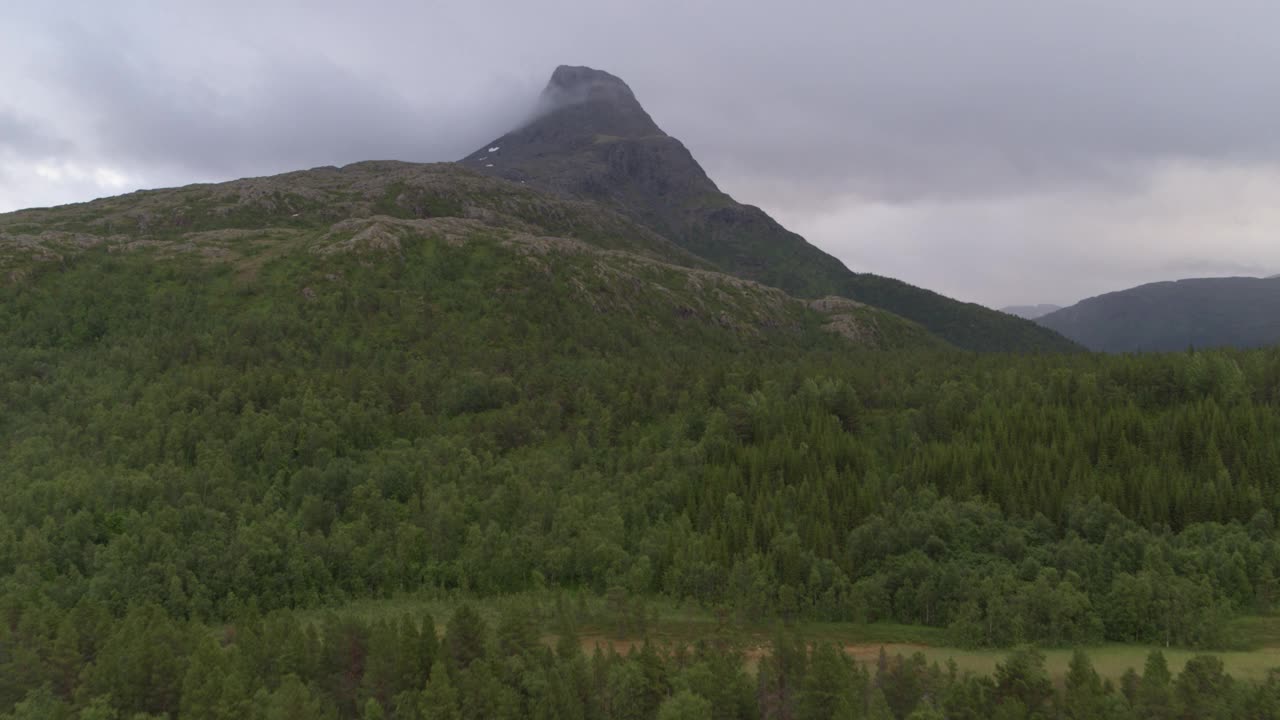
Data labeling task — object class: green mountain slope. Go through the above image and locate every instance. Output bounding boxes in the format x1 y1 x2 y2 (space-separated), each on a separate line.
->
1038 276 1280 352
0 160 953 635
0 161 936 353
463 65 1078 353
1 161 705 274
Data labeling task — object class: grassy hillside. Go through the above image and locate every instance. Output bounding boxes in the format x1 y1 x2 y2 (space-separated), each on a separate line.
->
0 161 711 276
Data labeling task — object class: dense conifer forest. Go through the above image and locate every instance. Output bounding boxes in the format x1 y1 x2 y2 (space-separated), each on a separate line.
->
5 234 1280 717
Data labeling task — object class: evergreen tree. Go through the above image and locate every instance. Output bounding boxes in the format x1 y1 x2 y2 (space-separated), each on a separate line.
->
657 690 714 720
992 648 1052 719
797 643 852 720
420 662 460 720
1135 650 1174 720
866 687 894 720
181 638 231 720
1062 650 1105 720
261 674 333 720
445 606 489 672
362 697 386 720
1172 655 1232 720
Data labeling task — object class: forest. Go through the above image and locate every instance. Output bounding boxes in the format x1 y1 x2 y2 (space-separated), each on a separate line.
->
5 236 1280 717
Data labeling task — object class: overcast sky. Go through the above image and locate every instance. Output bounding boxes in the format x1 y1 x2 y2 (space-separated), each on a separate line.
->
3 0 1279 308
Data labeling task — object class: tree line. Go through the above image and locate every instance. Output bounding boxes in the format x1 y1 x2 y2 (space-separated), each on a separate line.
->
3 601 1276 719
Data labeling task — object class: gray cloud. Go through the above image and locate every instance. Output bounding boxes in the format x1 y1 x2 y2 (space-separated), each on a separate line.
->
38 22 534 179
26 0 1280 197
647 2 1280 202
4 0 1280 306
0 109 71 157
1159 258 1270 279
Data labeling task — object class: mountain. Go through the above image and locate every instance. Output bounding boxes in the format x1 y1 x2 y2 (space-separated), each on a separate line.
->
1037 276 1280 352
1001 304 1062 320
462 65 1078 353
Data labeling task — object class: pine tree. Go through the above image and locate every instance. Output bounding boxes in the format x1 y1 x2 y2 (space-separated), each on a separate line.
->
797 643 852 720
263 674 332 720
80 604 191 718
416 613 441 681
181 638 230 720
360 620 400 711
1135 650 1174 720
45 616 82 702
78 695 120 720
993 647 1052 718
420 661 460 720
1063 649 1104 720
1172 655 1232 720
445 605 488 672
362 697 386 720
657 690 714 720
867 686 894 720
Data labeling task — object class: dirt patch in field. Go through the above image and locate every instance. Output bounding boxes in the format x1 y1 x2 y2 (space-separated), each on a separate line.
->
841 643 932 662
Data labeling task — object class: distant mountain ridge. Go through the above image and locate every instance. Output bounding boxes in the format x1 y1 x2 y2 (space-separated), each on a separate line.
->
1037 276 1280 352
1001 304 1062 320
462 65 1077 353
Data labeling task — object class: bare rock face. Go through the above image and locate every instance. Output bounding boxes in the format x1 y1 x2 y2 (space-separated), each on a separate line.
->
809 296 868 313
536 65 660 137
460 64 685 199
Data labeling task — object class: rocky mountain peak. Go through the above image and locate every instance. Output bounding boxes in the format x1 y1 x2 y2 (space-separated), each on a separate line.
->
461 66 664 174
461 64 715 239
544 65 635 104
531 65 660 137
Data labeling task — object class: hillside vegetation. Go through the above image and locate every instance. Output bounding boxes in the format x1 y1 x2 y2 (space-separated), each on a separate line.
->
3 210 1280 715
